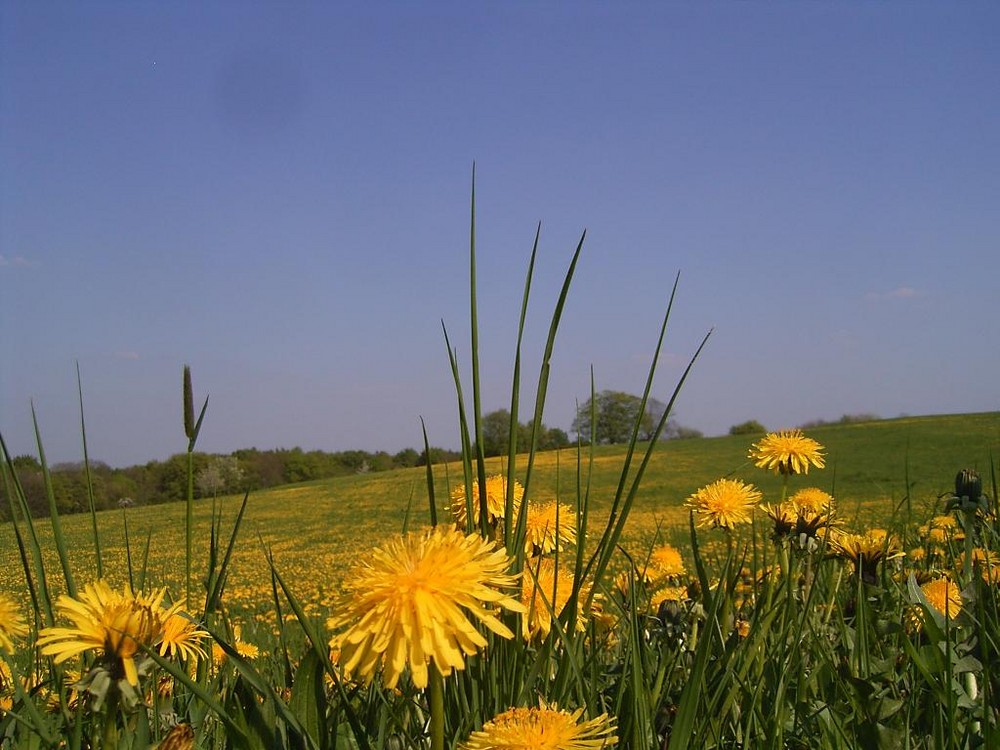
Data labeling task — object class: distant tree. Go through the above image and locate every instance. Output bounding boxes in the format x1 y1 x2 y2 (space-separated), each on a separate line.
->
670 426 704 440
481 409 514 457
729 420 767 436
196 455 244 498
573 391 658 444
393 448 420 468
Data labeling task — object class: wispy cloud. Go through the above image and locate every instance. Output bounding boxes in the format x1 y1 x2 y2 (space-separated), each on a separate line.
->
115 351 141 360
865 286 918 302
0 254 35 269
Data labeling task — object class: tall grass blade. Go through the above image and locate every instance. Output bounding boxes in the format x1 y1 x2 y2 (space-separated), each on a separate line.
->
32 403 76 599
75 362 102 579
204 490 251 615
420 416 437 526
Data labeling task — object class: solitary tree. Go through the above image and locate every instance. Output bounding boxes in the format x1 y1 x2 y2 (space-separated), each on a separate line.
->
573 391 662 444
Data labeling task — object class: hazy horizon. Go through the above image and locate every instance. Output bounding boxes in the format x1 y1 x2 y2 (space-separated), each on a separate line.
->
3 3 998 468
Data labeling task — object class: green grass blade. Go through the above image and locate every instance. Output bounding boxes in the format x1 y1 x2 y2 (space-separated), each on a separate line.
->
420 417 437 527
31 403 76 599
204 490 251 615
75 362 102 579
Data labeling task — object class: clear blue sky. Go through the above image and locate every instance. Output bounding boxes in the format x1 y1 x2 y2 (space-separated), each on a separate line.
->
2 2 998 468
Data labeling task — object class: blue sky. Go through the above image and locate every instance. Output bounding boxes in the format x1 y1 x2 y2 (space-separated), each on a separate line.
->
2 2 998 467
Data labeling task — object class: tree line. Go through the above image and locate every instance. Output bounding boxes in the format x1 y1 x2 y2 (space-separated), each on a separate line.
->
1 445 460 520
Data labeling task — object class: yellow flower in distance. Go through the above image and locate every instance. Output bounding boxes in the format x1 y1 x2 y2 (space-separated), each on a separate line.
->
461 702 617 749
523 500 577 555
521 557 594 641
37 581 194 686
0 594 28 653
451 475 524 529
749 430 825 475
920 578 963 619
327 526 525 689
645 544 686 581
788 487 834 513
686 479 762 530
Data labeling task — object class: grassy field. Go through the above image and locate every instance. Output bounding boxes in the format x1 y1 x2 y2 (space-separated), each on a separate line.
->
3 410 997 620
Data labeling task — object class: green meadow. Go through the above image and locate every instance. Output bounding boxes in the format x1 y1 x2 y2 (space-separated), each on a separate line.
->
3 411 996 616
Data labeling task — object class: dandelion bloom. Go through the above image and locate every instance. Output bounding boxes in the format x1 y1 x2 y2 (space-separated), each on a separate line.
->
327 526 524 689
788 487 834 513
461 702 617 749
451 475 524 529
762 502 835 549
749 430 825 475
0 594 28 653
521 558 594 641
523 500 577 555
645 544 686 580
920 578 963 619
37 581 205 687
686 479 762 530
830 529 903 584
159 613 208 662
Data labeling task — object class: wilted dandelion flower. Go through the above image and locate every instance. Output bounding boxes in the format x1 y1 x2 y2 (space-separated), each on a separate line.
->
686 478 762 530
156 723 195 750
327 526 524 689
523 500 577 555
789 487 834 513
0 594 28 653
461 702 617 749
921 577 963 619
521 557 595 641
830 529 903 584
451 475 524 529
37 581 199 687
749 430 825 475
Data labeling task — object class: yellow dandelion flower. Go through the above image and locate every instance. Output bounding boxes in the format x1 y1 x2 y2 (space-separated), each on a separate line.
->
521 558 594 641
0 594 28 653
159 613 208 662
647 544 686 579
763 502 835 548
920 578 963 619
650 586 688 610
37 581 181 686
451 475 524 529
327 526 525 689
461 702 617 749
523 500 577 555
830 529 903 584
789 487 834 513
686 479 762 530
749 430 825 475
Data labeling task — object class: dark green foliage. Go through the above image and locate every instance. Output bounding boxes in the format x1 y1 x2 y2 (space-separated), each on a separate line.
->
729 419 767 435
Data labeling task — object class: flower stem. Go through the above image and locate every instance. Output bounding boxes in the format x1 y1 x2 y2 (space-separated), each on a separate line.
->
429 662 445 750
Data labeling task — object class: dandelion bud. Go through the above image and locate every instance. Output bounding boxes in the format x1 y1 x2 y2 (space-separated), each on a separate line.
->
955 468 982 501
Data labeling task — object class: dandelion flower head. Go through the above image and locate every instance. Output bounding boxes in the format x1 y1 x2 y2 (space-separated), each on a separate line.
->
327 526 525 689
461 702 617 750
0 594 28 653
521 558 594 641
523 499 577 555
788 487 834 513
37 581 201 686
686 478 762 530
451 475 524 529
749 430 825 475
920 577 963 619
645 544 686 580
